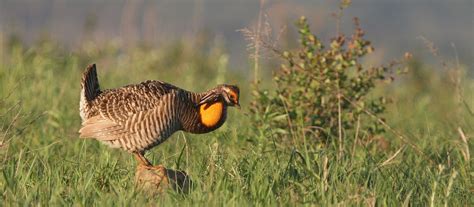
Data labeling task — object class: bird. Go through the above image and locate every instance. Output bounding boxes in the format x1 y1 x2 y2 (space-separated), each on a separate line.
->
78 64 240 167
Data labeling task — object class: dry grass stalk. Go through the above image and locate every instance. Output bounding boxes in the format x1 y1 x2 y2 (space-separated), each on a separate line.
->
321 155 329 192
238 10 286 64
334 0 346 156
419 36 470 118
279 96 297 146
378 146 405 167
430 165 445 207
444 169 458 207
253 0 265 85
457 127 470 162
342 95 436 166
365 192 376 207
337 92 343 159
402 190 414 207
351 115 361 161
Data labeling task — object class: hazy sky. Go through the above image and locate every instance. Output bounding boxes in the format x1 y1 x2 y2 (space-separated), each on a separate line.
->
1 0 472 70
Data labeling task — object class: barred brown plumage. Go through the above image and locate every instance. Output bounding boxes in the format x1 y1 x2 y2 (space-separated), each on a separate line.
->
78 64 240 166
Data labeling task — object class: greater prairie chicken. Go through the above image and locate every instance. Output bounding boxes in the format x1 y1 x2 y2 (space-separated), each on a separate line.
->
79 64 240 167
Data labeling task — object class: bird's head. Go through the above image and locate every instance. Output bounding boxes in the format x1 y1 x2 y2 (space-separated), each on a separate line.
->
199 84 240 108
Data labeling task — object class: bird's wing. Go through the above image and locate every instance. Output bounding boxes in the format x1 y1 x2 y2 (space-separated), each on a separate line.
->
97 80 178 123
79 81 180 141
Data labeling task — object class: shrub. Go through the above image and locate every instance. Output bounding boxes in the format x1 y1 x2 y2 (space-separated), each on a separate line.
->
250 16 403 144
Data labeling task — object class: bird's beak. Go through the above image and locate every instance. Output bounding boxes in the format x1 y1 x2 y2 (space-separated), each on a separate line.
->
235 102 241 109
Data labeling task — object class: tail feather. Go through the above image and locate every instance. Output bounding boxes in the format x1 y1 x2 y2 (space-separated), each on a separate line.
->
80 64 101 121
81 64 101 102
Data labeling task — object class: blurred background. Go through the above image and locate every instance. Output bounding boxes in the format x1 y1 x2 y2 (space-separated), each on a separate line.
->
1 0 472 71
0 1 473 205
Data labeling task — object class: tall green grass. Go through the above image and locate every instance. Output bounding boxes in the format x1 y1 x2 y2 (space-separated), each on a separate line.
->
0 35 472 206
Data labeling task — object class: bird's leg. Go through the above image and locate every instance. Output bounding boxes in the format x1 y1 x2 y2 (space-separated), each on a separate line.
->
134 152 152 167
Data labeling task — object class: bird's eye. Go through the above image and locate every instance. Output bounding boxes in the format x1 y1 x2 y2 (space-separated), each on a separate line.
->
230 93 237 102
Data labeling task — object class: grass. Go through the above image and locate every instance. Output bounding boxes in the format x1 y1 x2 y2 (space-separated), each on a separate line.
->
0 35 473 206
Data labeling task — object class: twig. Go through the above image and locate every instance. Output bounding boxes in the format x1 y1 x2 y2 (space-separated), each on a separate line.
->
334 0 352 36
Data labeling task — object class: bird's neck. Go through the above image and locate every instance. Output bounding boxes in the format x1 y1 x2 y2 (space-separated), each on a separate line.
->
179 91 227 133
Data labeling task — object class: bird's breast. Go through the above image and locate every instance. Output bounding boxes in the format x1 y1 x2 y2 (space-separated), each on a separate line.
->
199 101 225 128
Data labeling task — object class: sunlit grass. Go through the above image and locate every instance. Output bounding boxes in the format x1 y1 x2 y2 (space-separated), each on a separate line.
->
0 38 472 205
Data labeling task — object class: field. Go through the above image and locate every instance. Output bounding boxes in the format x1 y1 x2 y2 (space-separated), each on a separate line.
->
0 16 473 206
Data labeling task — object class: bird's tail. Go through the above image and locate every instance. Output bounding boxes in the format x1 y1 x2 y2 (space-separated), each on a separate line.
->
80 64 101 121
